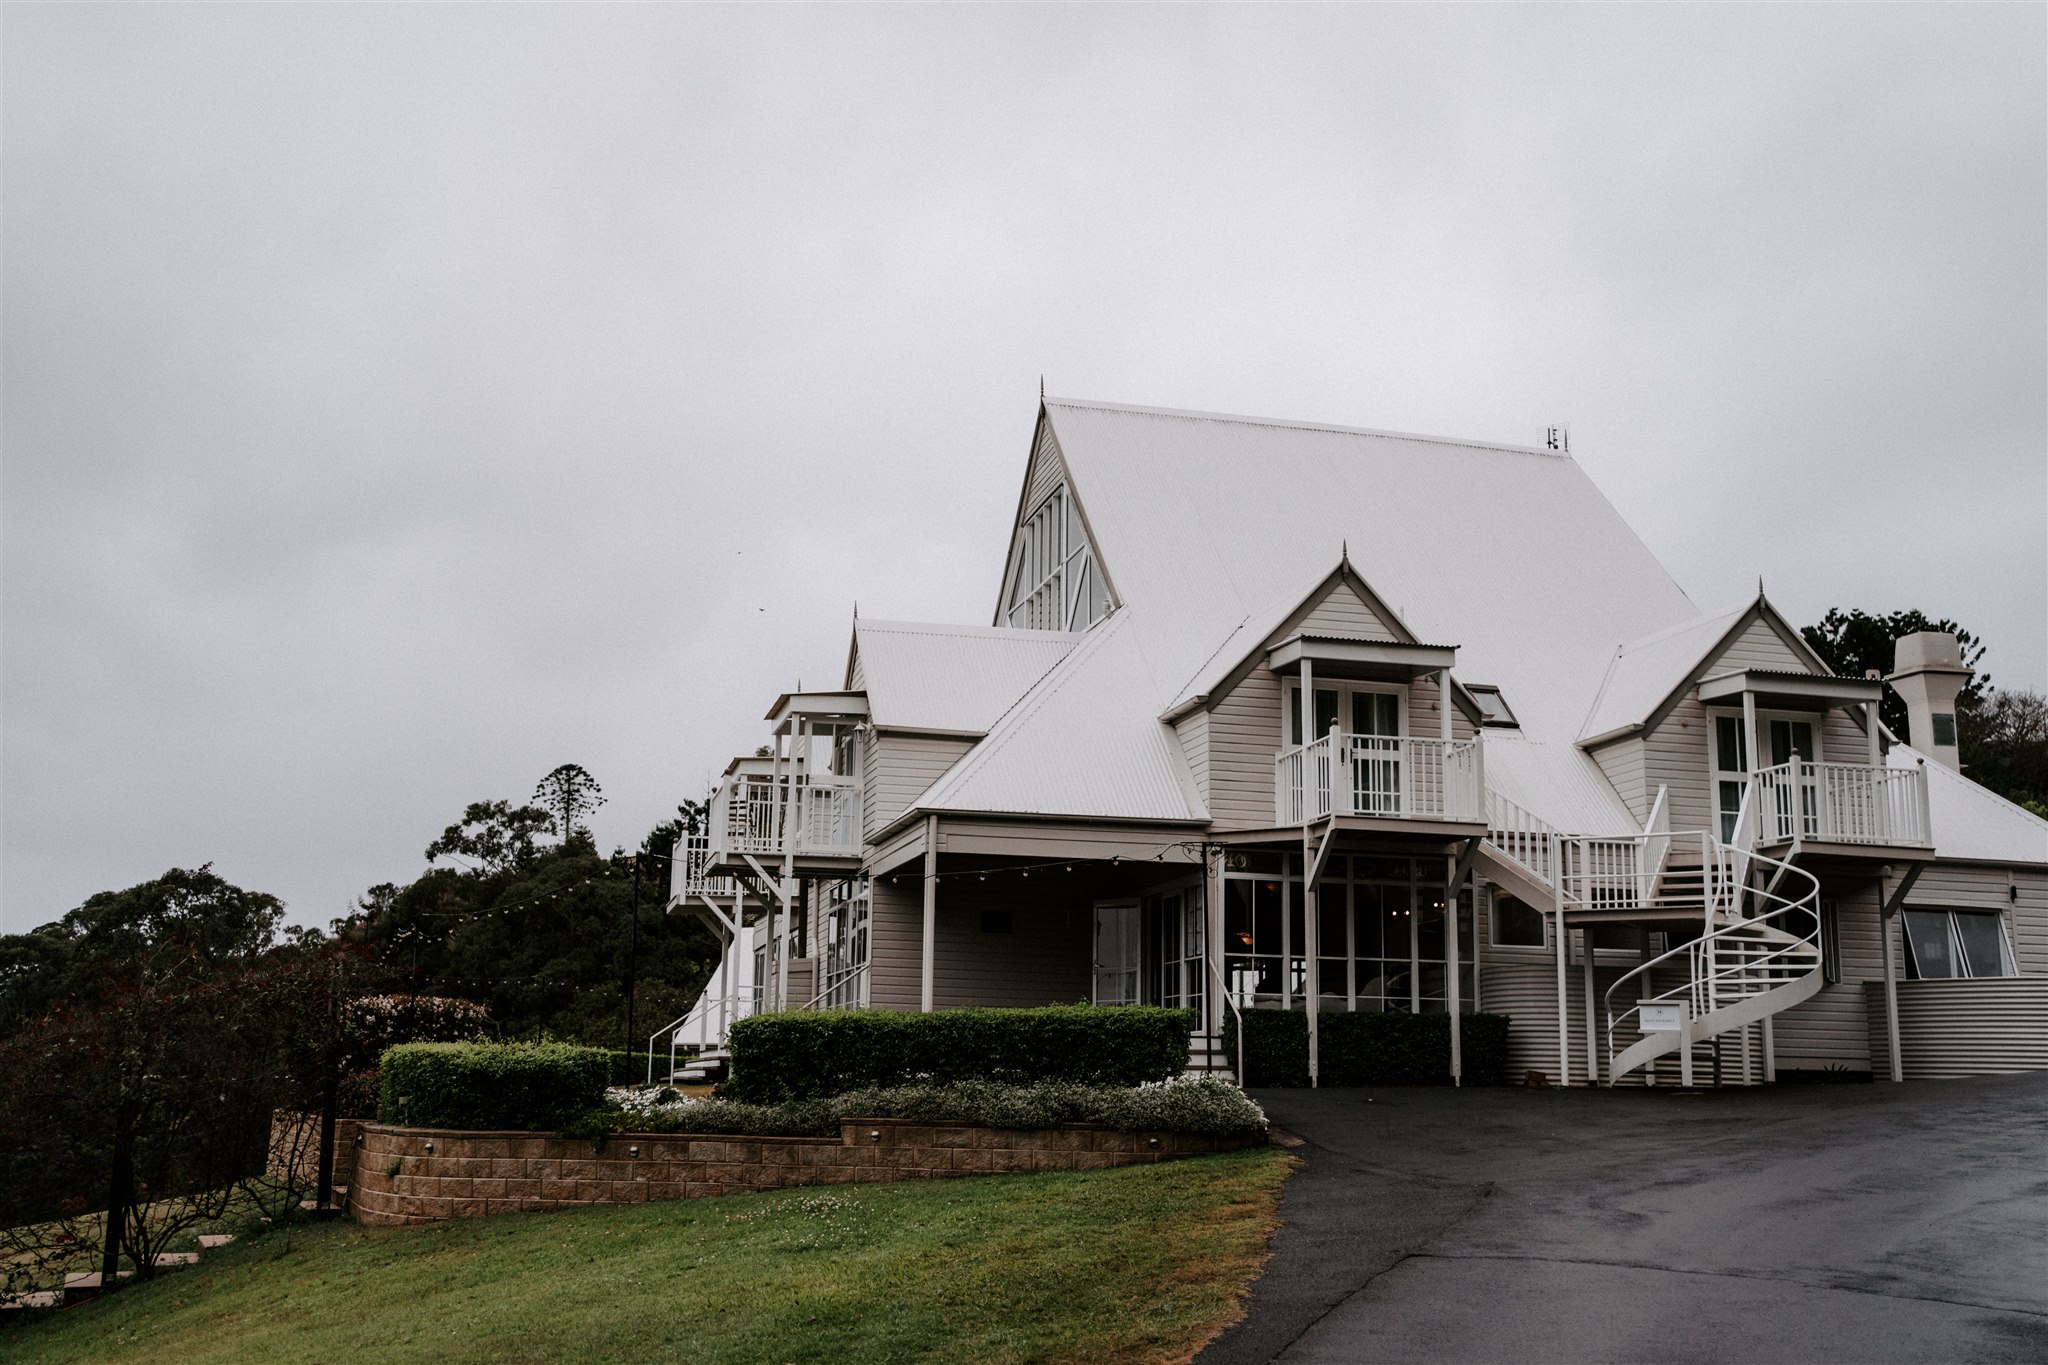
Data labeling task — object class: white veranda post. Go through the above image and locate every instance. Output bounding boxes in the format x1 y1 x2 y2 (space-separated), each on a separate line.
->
1442 670 1461 1087
1300 658 1319 1087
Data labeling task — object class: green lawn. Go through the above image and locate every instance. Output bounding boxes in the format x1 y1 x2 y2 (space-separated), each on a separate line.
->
5 1149 1293 1365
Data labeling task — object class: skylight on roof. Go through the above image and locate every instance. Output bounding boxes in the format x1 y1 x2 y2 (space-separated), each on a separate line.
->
1468 685 1518 728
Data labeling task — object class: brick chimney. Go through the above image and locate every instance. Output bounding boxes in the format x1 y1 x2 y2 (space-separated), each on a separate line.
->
1886 631 1972 770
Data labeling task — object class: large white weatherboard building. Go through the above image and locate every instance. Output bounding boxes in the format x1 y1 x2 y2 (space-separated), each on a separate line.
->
659 396 2048 1087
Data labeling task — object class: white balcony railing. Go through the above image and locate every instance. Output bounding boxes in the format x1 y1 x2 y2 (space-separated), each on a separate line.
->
1275 732 1484 825
1753 760 1931 847
708 773 863 862
670 833 741 901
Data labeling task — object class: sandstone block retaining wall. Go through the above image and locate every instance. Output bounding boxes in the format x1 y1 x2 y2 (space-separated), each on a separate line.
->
351 1119 1257 1225
267 1112 370 1186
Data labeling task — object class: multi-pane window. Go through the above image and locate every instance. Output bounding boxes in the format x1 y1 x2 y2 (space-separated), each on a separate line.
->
1901 909 2016 979
1005 485 1106 632
1221 854 1474 1014
818 878 870 1009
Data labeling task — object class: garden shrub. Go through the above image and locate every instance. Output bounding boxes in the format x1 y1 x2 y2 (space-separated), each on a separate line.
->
377 1041 611 1130
577 1077 1267 1141
724 1005 1194 1102
1222 1009 1511 1087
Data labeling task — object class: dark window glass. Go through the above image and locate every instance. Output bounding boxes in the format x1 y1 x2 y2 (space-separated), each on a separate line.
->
1254 880 1283 956
1717 715 1747 773
1492 893 1546 947
1932 713 1957 746
1819 899 1840 984
1954 912 2010 977
1901 909 1958 979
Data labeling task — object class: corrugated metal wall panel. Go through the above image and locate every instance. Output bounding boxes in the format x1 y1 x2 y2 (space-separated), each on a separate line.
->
1865 979 2048 1079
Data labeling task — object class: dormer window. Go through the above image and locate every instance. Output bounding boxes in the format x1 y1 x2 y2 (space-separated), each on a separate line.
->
1005 485 1105 632
1468 685 1518 728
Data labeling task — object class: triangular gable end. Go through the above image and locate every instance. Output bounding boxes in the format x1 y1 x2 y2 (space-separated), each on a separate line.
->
1596 594 1846 746
1166 558 1482 726
991 403 1118 631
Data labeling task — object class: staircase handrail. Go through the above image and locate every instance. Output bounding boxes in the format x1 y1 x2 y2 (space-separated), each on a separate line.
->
1640 785 1672 907
646 984 765 1084
1602 833 1821 1084
1485 789 1562 887
1202 900 1249 1085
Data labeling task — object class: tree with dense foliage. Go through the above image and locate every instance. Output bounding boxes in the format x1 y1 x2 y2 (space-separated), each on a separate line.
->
423 799 556 874
1800 608 1991 740
1961 689 2048 818
343 784 716 1047
0 870 354 1292
533 763 606 840
1802 608 2046 815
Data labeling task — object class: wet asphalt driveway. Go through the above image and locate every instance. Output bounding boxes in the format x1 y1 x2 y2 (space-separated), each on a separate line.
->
1200 1074 2048 1364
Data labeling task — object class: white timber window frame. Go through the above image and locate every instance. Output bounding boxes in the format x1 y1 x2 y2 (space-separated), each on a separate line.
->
1705 706 1826 841
1900 908 2018 979
1004 485 1105 632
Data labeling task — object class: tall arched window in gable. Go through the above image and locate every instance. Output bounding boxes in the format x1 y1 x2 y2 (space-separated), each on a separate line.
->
1005 485 1105 632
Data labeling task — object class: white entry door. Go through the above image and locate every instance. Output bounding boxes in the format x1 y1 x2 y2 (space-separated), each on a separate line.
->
1092 900 1142 1006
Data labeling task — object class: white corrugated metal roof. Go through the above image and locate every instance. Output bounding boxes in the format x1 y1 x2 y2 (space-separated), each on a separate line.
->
1577 602 1752 743
1044 399 1697 744
1002 398 1700 834
1893 746 2048 865
1482 731 1643 836
915 611 1205 823
850 618 1076 734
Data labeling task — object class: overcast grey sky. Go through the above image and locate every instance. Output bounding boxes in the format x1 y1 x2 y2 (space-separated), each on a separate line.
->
5 5 2043 934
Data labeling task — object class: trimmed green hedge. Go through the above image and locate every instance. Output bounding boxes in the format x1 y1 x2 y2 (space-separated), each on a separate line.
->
724 1006 1195 1103
1221 1009 1511 1087
573 1078 1267 1142
377 1041 612 1130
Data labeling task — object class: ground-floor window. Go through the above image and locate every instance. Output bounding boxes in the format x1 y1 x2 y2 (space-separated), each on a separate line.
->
816 878 869 1008
1222 853 1474 1014
1902 908 2016 979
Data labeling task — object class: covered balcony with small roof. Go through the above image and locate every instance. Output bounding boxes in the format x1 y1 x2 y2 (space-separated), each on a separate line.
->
1696 668 1932 860
1267 634 1486 837
703 690 869 881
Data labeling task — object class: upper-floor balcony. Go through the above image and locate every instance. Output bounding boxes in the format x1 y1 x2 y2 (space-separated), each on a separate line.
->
1276 731 1486 826
1753 758 1931 849
707 757 864 865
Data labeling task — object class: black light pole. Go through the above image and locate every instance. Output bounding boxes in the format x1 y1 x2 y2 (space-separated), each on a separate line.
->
625 854 641 1062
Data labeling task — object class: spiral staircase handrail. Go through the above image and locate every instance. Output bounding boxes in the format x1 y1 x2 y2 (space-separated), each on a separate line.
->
1602 828 1822 1084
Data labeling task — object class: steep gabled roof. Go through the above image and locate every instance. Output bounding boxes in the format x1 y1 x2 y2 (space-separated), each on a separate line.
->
1577 595 1839 746
1039 397 1695 747
847 618 1075 734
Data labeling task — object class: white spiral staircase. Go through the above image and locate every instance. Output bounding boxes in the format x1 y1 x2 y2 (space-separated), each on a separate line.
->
1602 790 1825 1087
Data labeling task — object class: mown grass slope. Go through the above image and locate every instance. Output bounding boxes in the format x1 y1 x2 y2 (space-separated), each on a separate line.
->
7 1149 1292 1365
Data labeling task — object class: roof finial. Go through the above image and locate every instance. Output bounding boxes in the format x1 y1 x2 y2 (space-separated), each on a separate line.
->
1039 374 1045 400
1758 575 1766 599
1341 539 1349 564
852 600 859 621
